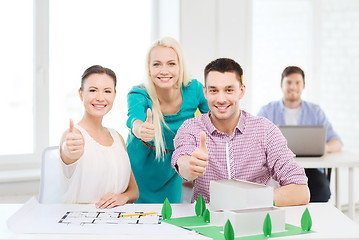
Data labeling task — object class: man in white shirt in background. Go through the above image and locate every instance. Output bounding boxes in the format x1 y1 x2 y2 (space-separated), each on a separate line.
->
257 66 342 202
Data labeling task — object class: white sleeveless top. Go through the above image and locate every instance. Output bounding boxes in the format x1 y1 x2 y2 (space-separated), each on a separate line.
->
62 125 131 204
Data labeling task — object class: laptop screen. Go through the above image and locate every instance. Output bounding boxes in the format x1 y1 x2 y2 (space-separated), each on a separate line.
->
278 125 327 157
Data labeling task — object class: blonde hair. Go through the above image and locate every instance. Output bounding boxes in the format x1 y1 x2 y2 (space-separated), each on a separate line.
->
144 37 191 160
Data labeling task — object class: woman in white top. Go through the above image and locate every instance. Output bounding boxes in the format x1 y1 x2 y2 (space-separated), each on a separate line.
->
60 65 138 208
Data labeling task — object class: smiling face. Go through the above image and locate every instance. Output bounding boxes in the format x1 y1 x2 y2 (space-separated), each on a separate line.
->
204 71 245 129
281 73 305 103
149 46 180 90
79 73 116 118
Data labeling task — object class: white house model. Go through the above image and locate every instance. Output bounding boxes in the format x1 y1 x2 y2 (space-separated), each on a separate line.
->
209 179 286 237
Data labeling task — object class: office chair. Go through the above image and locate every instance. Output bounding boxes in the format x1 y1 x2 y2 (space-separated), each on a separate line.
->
325 168 332 182
38 146 66 203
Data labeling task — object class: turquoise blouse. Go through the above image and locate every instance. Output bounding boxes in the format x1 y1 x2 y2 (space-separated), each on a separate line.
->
126 79 209 203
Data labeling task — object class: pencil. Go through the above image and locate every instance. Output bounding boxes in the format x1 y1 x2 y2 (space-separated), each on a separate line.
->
120 212 157 217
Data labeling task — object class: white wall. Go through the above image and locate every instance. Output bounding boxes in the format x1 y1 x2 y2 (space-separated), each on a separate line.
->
180 0 253 110
318 0 359 209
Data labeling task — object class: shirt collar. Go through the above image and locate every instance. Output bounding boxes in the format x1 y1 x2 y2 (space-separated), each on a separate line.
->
279 99 285 112
280 98 303 110
203 110 246 136
203 112 217 134
236 110 246 134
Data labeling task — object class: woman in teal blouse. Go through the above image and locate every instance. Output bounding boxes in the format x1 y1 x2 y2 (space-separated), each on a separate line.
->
126 37 209 203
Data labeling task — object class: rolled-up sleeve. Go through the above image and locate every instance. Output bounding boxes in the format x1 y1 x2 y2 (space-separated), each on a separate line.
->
171 119 199 175
264 121 308 186
316 106 342 143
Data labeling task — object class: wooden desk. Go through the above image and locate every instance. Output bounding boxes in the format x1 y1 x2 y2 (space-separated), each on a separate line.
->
1 203 358 239
295 151 359 220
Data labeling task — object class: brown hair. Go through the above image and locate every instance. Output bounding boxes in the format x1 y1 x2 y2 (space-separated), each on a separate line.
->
281 66 305 84
204 58 243 85
81 65 117 90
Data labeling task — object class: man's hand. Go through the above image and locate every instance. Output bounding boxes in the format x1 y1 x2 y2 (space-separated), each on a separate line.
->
62 119 84 161
189 131 208 176
177 131 208 181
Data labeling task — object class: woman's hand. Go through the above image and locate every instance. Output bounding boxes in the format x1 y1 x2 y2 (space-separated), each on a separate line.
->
133 108 155 142
61 119 84 162
95 192 129 209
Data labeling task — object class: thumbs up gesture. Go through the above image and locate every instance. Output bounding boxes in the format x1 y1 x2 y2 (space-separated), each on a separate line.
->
62 119 84 161
139 108 155 142
189 131 209 177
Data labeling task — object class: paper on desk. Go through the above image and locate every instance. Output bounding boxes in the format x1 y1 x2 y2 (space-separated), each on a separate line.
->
7 197 196 235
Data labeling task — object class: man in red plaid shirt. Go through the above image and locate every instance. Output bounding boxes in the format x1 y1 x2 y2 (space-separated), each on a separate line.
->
172 58 309 206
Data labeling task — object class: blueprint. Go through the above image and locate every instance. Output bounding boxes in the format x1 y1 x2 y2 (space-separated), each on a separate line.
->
7 197 196 235
58 210 161 225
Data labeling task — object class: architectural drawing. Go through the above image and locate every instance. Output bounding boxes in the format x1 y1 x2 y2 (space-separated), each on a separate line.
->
58 211 162 225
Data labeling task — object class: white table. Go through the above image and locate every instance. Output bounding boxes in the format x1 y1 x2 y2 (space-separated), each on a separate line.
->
295 151 359 220
1 202 358 239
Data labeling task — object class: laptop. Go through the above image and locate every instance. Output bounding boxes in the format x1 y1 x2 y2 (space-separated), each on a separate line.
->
278 125 327 157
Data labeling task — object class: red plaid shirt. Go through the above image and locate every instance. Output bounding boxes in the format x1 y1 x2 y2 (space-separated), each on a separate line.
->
172 110 307 203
